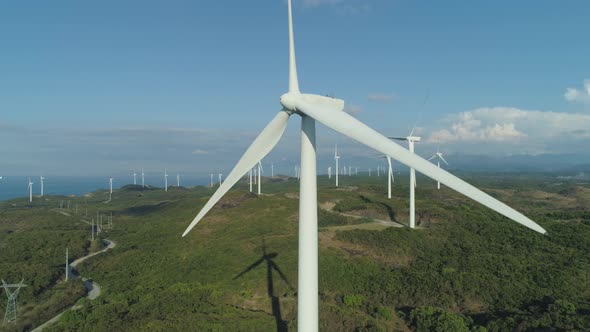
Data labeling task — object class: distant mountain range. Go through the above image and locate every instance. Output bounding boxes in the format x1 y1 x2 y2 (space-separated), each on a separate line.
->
444 153 590 173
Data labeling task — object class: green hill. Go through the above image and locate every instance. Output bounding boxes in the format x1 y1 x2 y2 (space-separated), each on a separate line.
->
1 173 590 331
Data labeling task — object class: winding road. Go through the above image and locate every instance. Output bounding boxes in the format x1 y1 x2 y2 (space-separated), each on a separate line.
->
32 239 116 332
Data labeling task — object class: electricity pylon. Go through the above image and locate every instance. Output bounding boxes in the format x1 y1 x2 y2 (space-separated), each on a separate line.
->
1 279 26 323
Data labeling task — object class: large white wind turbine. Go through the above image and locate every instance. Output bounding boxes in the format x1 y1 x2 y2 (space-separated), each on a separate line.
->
390 130 421 228
429 147 449 190
182 1 546 330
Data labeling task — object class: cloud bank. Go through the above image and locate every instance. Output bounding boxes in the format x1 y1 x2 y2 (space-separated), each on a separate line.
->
426 107 590 155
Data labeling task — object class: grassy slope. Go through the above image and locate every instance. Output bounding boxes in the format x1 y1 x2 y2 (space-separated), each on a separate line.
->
1 173 590 331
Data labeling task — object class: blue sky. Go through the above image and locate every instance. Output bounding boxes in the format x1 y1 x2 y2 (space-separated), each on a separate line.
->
1 0 589 176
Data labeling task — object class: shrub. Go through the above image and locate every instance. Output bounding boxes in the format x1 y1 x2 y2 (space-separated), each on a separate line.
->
343 294 366 308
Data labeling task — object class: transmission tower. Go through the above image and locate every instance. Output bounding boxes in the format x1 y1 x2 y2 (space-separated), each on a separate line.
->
1 279 26 324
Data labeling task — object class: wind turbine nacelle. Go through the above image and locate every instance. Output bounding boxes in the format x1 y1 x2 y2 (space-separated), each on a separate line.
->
408 136 421 142
281 93 344 114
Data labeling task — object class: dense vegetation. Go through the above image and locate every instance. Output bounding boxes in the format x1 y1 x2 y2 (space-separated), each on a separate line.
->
1 172 589 331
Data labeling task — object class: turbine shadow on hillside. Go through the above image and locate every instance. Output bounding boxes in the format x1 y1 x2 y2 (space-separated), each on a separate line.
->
233 238 294 332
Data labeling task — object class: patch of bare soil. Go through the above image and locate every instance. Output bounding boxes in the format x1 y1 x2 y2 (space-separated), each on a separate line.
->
218 192 257 209
335 186 358 192
284 193 299 199
319 230 414 267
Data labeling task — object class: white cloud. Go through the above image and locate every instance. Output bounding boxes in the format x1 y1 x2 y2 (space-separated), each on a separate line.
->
564 79 590 104
191 149 209 155
368 93 395 103
426 107 590 154
428 110 527 143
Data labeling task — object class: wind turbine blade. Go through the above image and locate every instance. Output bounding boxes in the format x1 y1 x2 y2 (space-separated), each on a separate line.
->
288 0 299 93
427 155 437 161
388 137 407 141
258 161 264 173
387 156 394 183
182 111 291 237
439 155 449 166
297 100 546 234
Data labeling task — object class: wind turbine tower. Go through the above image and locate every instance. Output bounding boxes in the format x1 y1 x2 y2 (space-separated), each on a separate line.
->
133 170 137 185
328 166 331 179
218 173 222 186
141 168 145 188
177 173 180 187
390 130 421 228
65 248 69 281
384 155 394 199
429 147 449 190
258 161 263 195
182 2 546 331
109 177 113 194
334 145 340 187
164 170 169 192
248 170 252 192
40 176 45 197
27 178 33 203
1 279 26 323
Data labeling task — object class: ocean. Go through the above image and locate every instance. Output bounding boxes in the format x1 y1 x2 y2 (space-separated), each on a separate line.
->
0 175 211 201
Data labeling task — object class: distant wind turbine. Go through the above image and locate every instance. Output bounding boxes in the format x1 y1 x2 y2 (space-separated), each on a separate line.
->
133 170 137 185
334 145 340 187
328 166 332 179
390 129 421 228
382 155 394 199
27 178 33 202
429 147 449 190
177 172 180 187
164 169 168 192
109 177 113 194
182 2 546 330
141 168 145 188
258 161 263 195
40 176 45 197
